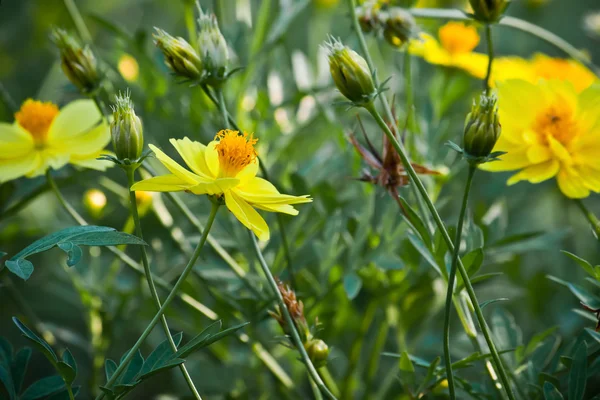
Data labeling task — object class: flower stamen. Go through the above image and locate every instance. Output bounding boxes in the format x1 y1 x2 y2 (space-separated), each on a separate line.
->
214 129 258 177
533 103 578 146
14 99 59 145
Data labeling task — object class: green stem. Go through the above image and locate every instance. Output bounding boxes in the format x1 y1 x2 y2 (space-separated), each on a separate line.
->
96 202 220 399
366 105 514 400
184 0 198 49
66 384 75 400
91 94 109 122
46 170 87 225
408 8 600 76
124 167 203 400
216 87 230 129
443 165 476 400
62 0 93 43
250 233 337 400
574 199 600 241
484 24 494 94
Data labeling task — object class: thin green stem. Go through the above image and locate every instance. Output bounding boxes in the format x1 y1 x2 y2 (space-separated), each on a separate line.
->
443 165 476 400
408 8 600 76
91 94 109 122
365 105 515 400
124 167 203 400
250 233 337 400
96 202 220 399
484 24 494 94
216 87 230 129
66 384 75 400
46 170 87 225
575 199 600 241
63 0 93 43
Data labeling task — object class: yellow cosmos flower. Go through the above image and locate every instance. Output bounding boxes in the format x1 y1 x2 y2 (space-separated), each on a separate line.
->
131 130 312 240
409 22 488 78
0 99 111 182
480 79 600 199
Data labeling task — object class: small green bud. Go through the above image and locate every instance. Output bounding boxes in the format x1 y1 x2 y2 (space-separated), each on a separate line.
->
51 28 100 94
355 2 380 33
304 339 329 368
463 93 501 161
111 92 144 162
325 37 376 105
382 8 419 48
197 6 229 82
469 0 511 23
154 28 203 81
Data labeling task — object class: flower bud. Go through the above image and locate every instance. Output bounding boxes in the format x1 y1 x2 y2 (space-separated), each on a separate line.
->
110 92 144 162
304 339 329 368
51 28 100 94
355 1 380 33
325 38 376 104
154 28 203 81
469 0 511 23
382 8 419 48
197 7 229 81
463 93 501 160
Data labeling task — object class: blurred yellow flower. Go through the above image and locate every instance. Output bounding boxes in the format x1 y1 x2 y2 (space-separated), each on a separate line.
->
0 99 111 182
118 54 139 82
409 22 488 78
481 79 600 198
131 130 312 240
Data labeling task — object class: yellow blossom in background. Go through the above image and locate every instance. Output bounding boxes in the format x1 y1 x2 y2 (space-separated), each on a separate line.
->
481 79 600 198
118 54 140 82
0 99 111 182
409 22 488 78
131 130 312 240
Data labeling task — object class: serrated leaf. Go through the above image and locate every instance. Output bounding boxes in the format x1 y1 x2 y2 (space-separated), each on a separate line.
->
480 298 509 310
543 381 564 400
548 276 600 309
20 375 64 400
139 332 182 377
562 251 596 278
4 226 146 280
12 347 31 394
398 196 431 248
174 322 249 359
118 350 144 385
12 318 58 365
568 342 587 400
343 273 362 300
104 359 117 382
0 365 15 400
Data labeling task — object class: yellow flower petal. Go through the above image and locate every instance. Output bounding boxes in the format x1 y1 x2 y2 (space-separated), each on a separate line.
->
526 144 551 164
235 159 259 184
70 149 113 171
479 147 530 172
236 177 313 205
24 150 69 178
131 174 192 192
204 141 220 178
547 135 572 164
577 164 600 192
0 123 34 158
0 152 41 182
169 137 213 179
557 167 590 198
188 178 240 195
149 144 205 185
225 190 270 241
254 203 299 215
506 159 559 185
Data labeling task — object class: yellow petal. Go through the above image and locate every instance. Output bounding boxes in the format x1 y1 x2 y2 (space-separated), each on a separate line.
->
557 167 590 199
235 159 259 184
576 165 600 192
70 150 113 171
23 150 69 178
204 141 220 178
225 191 270 241
526 144 551 164
131 174 192 192
498 80 545 126
169 137 213 179
506 159 559 185
0 152 41 182
547 135 572 164
0 123 34 158
254 203 299 215
236 177 313 205
188 178 240 195
149 144 205 185
479 147 530 172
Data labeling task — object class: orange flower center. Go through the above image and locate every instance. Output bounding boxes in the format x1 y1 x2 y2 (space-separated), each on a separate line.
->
214 129 258 177
439 22 480 56
533 103 578 146
14 99 59 144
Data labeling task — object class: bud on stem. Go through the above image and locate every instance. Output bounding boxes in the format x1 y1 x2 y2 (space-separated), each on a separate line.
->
110 92 144 163
51 28 101 94
154 28 203 81
469 0 511 23
463 93 501 163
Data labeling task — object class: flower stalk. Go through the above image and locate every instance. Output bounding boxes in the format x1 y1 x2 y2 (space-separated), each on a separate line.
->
484 24 495 94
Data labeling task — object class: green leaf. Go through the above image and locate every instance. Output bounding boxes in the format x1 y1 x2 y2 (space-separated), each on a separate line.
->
456 248 484 291
398 196 431 249
57 349 77 385
118 350 144 385
139 332 182 377
408 233 442 276
20 375 65 400
174 322 249 359
568 341 587 400
480 298 509 310
491 309 522 364
343 272 362 300
524 327 558 358
47 386 80 400
138 358 184 380
12 347 32 394
104 359 117 382
0 365 15 400
562 251 596 278
585 328 600 344
451 348 515 369
543 382 564 400
12 318 58 365
5 226 147 280
547 276 600 309
0 337 13 364
399 351 415 373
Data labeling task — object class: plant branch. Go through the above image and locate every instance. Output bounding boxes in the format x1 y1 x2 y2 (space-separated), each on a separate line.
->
484 24 494 94
575 199 600 241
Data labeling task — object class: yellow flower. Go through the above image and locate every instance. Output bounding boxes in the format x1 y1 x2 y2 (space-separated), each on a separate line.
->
409 22 488 78
0 99 111 182
131 130 312 240
480 79 600 199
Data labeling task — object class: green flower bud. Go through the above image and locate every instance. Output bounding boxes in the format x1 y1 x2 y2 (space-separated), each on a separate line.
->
304 339 329 368
111 92 144 162
51 28 100 94
382 8 419 48
197 7 229 81
469 0 511 23
154 28 203 81
463 93 501 161
355 1 380 33
325 37 376 105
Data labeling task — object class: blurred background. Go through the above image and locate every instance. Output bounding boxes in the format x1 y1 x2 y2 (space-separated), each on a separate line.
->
1 0 599 398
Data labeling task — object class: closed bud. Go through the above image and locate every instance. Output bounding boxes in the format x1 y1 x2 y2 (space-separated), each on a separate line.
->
463 93 501 161
469 0 511 23
110 92 144 162
382 8 419 48
355 1 380 33
51 28 100 94
304 339 329 367
197 6 229 81
325 37 376 104
154 28 202 81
